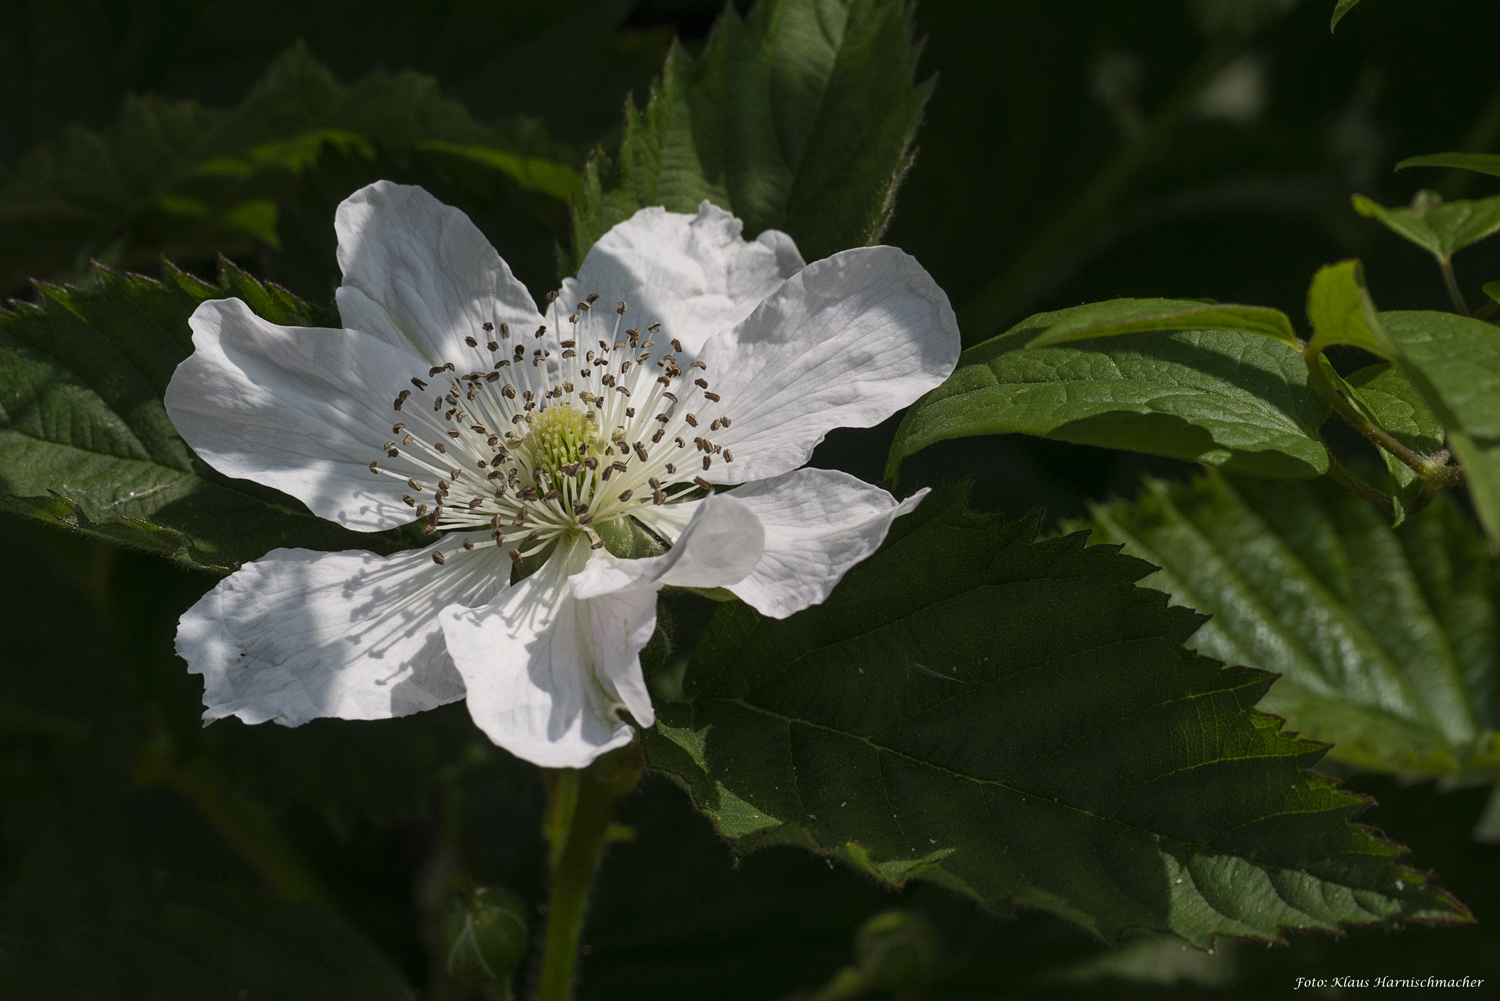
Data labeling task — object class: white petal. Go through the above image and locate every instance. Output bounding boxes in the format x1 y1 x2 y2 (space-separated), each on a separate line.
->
166 298 436 531
726 469 928 619
561 201 804 356
568 493 764 599
335 181 543 366
176 533 510 727
440 537 657 769
695 246 960 483
631 497 700 542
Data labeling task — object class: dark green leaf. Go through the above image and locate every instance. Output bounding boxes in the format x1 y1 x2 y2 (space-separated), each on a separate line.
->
0 259 415 571
570 0 932 269
0 44 578 292
886 304 1330 484
1306 259 1386 356
1378 311 1500 547
1331 0 1366 30
1485 281 1500 306
646 487 1467 946
1024 298 1301 350
1397 153 1500 180
1081 472 1500 781
1351 191 1500 262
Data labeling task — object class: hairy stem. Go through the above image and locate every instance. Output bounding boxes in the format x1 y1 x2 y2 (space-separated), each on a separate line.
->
1323 449 1396 517
534 744 644 1001
1301 346 1464 487
1439 256 1471 317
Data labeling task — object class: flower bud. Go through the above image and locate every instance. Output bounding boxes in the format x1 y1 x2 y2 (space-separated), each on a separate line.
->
441 884 529 985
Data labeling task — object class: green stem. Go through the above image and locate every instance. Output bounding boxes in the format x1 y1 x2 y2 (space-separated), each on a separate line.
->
1301 345 1464 487
957 43 1233 343
534 744 643 1001
1323 449 1395 516
1439 256 1471 316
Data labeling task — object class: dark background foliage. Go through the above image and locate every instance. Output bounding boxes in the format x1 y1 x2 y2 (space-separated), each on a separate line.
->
2 0 1497 997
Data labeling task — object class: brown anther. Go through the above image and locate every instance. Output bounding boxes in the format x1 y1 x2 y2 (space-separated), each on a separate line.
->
368 461 379 474
447 428 462 439
601 466 613 482
724 449 733 462
626 407 636 418
675 437 686 448
671 338 683 352
633 442 649 461
534 325 546 338
684 414 698 427
665 463 676 475
488 342 499 352
544 489 559 501
512 509 528 526
616 301 627 314
411 377 428 390
703 392 721 402
651 428 665 443
702 456 712 470
387 448 399 458
432 551 446 565
392 422 406 432
492 529 505 544
663 392 678 403
463 538 475 551
695 378 709 390
649 322 662 333
408 478 424 491
416 503 428 517
573 500 590 515
569 313 580 323
434 442 448 454
468 497 484 509
657 375 671 386
586 293 601 305
502 384 516 399
404 495 416 507
612 461 629 473
519 486 539 502
584 457 599 470
694 476 713 490
653 489 667 505
710 419 722 431
578 513 595 525
690 360 707 370
488 470 505 480
502 323 513 337
510 549 523 566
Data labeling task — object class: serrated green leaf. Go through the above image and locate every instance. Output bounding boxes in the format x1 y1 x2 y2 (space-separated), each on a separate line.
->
885 304 1330 483
1377 311 1500 548
1397 152 1500 180
1024 298 1301 350
570 0 932 269
0 44 577 291
1331 0 1366 30
0 259 415 571
1351 191 1500 262
1081 472 1500 782
1307 259 1387 356
646 486 1467 945
1343 362 1444 525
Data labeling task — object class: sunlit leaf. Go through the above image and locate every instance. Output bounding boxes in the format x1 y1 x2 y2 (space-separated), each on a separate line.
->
887 304 1329 483
1082 472 1500 781
1397 152 1500 180
0 258 415 570
1023 298 1301 350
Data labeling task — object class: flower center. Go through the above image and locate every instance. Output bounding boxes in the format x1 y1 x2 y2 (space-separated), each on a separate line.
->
363 295 737 568
519 403 601 489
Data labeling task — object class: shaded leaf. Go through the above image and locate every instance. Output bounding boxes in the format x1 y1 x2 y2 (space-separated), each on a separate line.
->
570 0 932 269
0 258 415 571
0 44 578 292
646 487 1467 946
886 304 1330 484
1081 472 1500 781
1351 191 1500 262
1024 298 1301 350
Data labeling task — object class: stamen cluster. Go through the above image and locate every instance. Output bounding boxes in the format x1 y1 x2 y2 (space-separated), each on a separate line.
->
366 294 735 566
